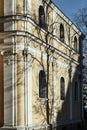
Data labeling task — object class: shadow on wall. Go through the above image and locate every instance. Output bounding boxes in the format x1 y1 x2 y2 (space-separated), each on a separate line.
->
56 64 82 130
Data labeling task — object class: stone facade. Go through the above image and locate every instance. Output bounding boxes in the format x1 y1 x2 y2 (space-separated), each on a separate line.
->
0 0 83 130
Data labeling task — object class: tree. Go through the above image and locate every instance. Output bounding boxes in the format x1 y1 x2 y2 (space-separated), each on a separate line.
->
74 6 87 53
74 5 87 122
74 6 87 35
74 6 87 78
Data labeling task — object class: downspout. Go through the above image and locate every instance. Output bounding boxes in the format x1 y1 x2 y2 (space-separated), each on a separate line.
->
46 33 50 125
46 1 54 129
69 26 72 120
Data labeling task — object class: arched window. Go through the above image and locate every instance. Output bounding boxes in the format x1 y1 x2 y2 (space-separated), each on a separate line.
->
60 77 65 100
39 70 47 98
74 81 79 101
39 5 46 29
74 36 77 51
60 24 64 42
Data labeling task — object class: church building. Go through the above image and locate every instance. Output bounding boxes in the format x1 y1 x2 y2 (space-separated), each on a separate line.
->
0 0 84 130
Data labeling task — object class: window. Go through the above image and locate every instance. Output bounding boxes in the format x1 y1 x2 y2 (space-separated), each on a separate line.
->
39 5 46 29
74 81 79 101
74 36 77 51
39 70 47 98
60 77 65 100
78 36 81 53
60 24 64 42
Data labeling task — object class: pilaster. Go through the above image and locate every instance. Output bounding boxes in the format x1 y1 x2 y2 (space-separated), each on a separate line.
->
16 51 24 125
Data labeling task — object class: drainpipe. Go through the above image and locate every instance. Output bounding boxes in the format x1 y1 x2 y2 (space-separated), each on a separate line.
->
69 54 72 121
46 46 50 125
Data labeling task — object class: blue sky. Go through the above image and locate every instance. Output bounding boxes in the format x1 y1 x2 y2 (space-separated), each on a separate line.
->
52 0 87 22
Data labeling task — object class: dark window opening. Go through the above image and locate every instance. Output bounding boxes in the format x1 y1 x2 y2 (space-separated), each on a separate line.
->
60 24 64 42
74 36 77 51
60 77 65 100
39 6 46 29
39 70 47 98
